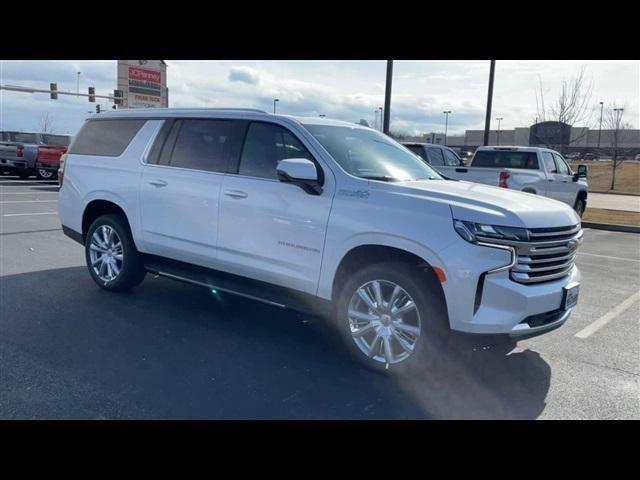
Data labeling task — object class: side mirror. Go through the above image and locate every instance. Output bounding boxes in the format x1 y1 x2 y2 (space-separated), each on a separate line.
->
573 164 587 181
276 158 322 195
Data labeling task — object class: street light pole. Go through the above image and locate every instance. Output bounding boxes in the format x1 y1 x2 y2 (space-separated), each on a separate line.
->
273 98 279 114
496 117 503 145
443 110 451 146
76 72 81 94
378 107 383 132
483 60 496 146
597 101 604 149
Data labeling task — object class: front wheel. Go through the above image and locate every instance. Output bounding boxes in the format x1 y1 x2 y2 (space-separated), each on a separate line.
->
334 262 450 375
574 198 586 218
85 214 147 292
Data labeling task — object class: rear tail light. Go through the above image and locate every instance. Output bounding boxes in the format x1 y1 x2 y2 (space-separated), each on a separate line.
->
16 145 24 157
58 153 67 187
499 171 510 188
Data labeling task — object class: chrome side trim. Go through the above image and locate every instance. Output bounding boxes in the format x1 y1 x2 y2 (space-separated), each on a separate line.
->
152 270 287 308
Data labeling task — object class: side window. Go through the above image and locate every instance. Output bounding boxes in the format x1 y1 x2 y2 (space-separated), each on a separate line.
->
239 122 312 179
68 119 146 157
443 149 461 166
542 152 557 173
169 119 238 173
426 148 445 166
553 154 570 175
407 145 426 160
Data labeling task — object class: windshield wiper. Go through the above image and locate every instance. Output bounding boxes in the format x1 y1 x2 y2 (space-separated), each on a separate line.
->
360 175 401 182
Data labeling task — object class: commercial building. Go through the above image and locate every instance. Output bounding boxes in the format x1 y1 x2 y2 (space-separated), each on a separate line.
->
410 121 640 157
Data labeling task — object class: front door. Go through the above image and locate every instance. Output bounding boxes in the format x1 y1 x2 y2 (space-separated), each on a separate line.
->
217 121 334 295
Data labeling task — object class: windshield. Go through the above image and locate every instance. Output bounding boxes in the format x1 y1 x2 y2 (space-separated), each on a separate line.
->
303 124 442 182
41 134 70 146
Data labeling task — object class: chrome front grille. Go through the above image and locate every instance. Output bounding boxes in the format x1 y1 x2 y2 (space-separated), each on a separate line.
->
477 224 582 285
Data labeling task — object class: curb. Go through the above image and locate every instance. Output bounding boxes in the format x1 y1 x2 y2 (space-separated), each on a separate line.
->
590 191 640 197
582 222 640 234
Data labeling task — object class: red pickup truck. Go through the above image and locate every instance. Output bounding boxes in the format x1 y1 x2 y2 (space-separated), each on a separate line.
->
35 144 68 180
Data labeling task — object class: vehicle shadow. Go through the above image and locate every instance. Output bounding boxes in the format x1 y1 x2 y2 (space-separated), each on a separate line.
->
0 266 551 420
395 343 551 419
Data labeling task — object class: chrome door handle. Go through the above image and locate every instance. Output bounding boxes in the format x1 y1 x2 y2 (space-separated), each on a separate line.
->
149 179 168 187
223 189 248 199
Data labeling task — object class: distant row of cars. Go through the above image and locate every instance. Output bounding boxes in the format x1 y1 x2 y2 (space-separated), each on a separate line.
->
0 131 72 180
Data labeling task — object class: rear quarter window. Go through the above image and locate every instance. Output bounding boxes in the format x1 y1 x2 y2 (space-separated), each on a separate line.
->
68 119 146 157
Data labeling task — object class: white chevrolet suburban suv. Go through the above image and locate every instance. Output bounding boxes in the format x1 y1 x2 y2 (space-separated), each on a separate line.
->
58 109 582 373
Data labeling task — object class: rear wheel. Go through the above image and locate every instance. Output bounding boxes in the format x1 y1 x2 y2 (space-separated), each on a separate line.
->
85 214 146 292
36 168 56 180
334 262 450 375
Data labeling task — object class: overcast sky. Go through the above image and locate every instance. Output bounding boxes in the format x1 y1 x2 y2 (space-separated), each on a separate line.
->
1 60 638 136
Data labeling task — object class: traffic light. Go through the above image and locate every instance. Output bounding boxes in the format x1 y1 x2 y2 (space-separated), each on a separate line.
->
50 83 58 100
88 86 95 102
96 104 101 114
114 89 123 105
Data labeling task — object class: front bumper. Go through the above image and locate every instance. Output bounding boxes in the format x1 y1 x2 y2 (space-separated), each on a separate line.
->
438 237 580 336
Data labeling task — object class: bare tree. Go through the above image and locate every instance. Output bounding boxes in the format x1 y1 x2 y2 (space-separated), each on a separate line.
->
39 112 55 133
534 66 596 150
603 103 631 190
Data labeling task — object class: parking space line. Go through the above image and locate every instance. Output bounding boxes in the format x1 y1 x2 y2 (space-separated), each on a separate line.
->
2 212 57 217
0 200 57 204
575 291 640 339
577 252 640 263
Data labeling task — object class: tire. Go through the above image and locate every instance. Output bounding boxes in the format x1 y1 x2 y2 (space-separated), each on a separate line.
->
574 198 586 218
36 168 56 180
85 214 146 292
334 261 450 375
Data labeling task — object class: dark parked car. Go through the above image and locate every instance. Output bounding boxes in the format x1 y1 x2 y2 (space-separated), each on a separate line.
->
401 143 465 170
583 153 599 161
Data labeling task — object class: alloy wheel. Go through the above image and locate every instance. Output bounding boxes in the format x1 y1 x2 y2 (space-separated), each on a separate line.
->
89 225 123 283
347 279 421 365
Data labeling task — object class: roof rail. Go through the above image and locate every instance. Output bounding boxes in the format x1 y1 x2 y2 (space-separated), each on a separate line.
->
211 108 268 113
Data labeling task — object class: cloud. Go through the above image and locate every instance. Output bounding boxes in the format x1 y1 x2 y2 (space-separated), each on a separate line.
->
228 66 260 85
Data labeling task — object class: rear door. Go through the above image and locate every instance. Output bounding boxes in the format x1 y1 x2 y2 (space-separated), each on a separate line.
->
139 118 244 267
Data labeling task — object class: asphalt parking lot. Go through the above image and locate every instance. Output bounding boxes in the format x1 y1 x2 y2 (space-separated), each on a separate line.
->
1 176 639 419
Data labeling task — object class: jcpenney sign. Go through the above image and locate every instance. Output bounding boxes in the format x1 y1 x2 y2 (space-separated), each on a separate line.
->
128 66 161 96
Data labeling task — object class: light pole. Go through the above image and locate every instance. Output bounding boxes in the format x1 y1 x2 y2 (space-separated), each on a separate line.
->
273 98 279 114
76 72 81 94
613 108 624 158
443 110 451 146
597 101 604 149
378 107 383 132
373 110 379 130
483 60 496 146
383 60 393 134
496 117 503 145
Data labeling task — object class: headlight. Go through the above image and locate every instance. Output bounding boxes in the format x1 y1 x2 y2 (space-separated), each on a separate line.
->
453 219 528 243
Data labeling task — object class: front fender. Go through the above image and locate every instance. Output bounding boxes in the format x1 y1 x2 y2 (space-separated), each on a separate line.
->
316 232 447 300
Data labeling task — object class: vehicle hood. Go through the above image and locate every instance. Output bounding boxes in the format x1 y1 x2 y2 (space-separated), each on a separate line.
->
387 179 580 228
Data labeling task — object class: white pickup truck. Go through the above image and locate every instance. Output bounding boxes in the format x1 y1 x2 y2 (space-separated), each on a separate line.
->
436 146 589 217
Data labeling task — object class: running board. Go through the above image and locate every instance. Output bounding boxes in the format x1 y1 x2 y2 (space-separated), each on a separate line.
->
142 254 332 315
